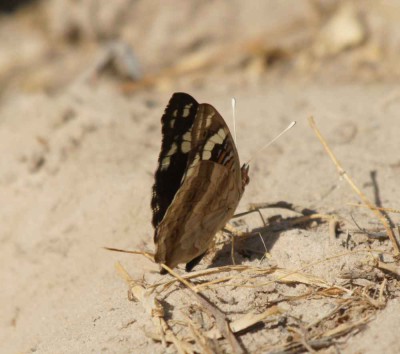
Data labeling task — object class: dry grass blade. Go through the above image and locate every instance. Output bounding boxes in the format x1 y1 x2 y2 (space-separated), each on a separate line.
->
234 268 347 292
306 300 352 330
186 291 246 354
205 306 282 339
145 331 194 354
361 287 386 309
321 315 372 338
379 278 387 304
246 201 335 228
329 217 339 242
377 261 400 277
160 263 199 293
230 305 282 333
308 117 400 256
224 223 253 237
289 326 316 353
272 269 332 288
192 267 280 291
193 275 243 291
194 267 348 294
248 202 313 214
115 262 162 317
149 265 257 290
185 316 216 354
273 314 368 354
104 246 155 261
207 249 390 291
114 262 188 354
347 203 400 214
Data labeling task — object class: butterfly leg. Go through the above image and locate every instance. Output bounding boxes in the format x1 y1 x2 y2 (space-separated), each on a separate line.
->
185 252 207 272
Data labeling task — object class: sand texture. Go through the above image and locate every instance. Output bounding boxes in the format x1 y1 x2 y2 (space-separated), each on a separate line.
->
1 1 400 353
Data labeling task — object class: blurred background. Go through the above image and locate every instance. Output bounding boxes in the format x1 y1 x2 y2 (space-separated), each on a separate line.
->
0 0 399 100
2 2 400 353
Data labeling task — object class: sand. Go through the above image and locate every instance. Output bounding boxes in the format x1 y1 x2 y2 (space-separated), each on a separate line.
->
1 1 400 353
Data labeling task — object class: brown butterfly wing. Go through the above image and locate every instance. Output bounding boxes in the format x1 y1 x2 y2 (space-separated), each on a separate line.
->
153 102 246 269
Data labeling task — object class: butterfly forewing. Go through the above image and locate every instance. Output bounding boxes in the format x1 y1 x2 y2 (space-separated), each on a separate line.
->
183 103 242 185
151 93 199 229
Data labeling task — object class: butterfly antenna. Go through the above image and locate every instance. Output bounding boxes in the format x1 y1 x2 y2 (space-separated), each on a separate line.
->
231 97 237 145
245 121 296 165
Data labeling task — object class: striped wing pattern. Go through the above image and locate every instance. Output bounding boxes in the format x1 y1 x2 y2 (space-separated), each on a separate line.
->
151 93 198 228
151 93 249 271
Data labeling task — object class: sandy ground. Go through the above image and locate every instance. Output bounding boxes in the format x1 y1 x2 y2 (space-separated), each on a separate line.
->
1 1 400 353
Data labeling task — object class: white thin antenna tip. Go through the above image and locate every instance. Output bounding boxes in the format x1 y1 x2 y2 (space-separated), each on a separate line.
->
231 97 237 144
245 121 296 165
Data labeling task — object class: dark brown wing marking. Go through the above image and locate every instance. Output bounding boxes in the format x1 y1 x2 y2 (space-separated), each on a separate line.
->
151 92 199 229
183 103 242 186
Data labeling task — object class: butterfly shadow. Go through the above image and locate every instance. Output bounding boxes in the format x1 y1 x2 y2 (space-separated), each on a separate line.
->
209 201 322 268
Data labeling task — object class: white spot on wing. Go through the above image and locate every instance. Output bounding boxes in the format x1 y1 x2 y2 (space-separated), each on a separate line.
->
204 140 215 151
181 141 191 153
166 143 177 156
169 119 175 128
182 154 200 182
210 133 224 145
161 157 170 170
193 153 200 164
190 154 200 168
205 113 214 127
183 131 191 142
182 103 193 118
202 150 212 160
223 154 232 165
218 128 227 139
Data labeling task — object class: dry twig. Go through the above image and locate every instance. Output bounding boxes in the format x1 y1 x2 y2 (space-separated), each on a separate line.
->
186 291 246 354
347 203 400 214
308 117 400 256
114 262 188 354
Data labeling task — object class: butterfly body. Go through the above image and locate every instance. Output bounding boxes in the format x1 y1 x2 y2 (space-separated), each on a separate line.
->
151 93 249 271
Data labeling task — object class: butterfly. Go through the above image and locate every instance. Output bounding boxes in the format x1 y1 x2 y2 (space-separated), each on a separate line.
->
151 92 249 272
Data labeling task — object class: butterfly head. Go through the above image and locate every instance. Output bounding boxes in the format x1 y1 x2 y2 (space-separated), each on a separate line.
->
240 163 250 191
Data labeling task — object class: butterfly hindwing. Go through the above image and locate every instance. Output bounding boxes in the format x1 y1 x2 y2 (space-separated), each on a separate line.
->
154 159 241 268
